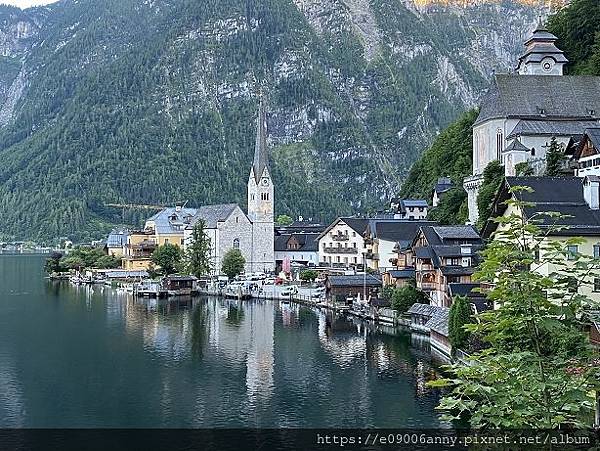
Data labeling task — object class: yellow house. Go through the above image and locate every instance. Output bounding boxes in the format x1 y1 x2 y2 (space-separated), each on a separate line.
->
122 230 157 271
483 176 600 301
145 205 196 247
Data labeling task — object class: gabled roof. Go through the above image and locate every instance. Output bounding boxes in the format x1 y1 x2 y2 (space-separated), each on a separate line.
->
407 303 440 317
274 232 320 252
517 22 568 71
433 177 453 195
425 307 451 336
107 229 129 248
387 269 415 279
482 176 600 238
327 274 382 287
318 217 369 240
369 220 437 247
188 204 240 229
147 207 198 234
433 226 481 242
475 75 600 126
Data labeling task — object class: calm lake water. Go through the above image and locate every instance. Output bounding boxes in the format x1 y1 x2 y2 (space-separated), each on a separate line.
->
0 254 445 428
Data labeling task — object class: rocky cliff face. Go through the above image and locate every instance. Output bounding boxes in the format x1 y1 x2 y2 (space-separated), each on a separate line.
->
0 0 552 241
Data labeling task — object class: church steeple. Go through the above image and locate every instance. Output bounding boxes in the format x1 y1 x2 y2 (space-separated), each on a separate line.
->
516 17 568 76
251 99 269 183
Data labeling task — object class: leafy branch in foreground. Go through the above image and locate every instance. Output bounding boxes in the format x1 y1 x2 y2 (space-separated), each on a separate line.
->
430 187 600 428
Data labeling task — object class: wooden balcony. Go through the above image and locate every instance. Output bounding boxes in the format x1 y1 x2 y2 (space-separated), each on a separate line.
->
323 246 358 254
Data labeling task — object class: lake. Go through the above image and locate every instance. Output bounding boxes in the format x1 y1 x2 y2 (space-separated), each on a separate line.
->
0 254 445 428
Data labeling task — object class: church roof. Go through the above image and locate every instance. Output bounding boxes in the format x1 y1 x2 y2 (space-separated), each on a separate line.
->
475 75 600 126
251 100 269 183
507 119 600 139
187 204 240 229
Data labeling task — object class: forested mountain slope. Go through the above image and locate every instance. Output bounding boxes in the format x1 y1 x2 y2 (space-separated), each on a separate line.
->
0 0 548 241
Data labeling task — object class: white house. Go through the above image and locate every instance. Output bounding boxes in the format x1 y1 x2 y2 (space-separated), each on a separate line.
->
318 218 369 268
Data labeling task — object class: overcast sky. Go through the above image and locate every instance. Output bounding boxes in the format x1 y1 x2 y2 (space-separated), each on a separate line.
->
1 0 57 8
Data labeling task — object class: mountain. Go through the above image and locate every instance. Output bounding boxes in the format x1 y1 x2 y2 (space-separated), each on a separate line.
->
0 0 549 242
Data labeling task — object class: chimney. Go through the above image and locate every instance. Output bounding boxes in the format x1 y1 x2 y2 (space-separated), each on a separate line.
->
583 176 600 210
298 215 304 222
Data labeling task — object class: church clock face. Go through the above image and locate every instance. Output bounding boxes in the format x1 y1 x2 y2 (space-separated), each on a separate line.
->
261 178 270 187
542 58 554 72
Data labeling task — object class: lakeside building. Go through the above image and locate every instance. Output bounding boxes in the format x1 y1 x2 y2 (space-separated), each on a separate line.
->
363 220 437 272
464 21 600 224
389 199 429 220
411 225 484 308
317 218 369 268
274 232 320 270
120 103 275 274
482 176 600 302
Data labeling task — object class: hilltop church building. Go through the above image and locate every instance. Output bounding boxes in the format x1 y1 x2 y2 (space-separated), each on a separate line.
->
464 20 600 224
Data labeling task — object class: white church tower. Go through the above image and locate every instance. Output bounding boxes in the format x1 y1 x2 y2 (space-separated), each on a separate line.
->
247 100 275 273
515 19 568 76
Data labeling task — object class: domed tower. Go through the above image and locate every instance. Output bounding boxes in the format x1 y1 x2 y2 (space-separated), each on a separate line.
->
516 18 568 76
247 100 275 273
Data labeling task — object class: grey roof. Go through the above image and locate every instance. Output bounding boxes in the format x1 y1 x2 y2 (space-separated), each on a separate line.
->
483 176 600 237
449 283 483 298
327 274 382 287
475 75 600 126
441 266 476 276
504 139 531 153
517 23 568 71
107 229 128 248
585 128 600 150
274 233 319 252
400 199 428 211
106 270 148 279
251 100 269 183
190 204 239 229
387 269 416 279
433 226 481 242
370 220 437 245
425 307 451 336
148 207 198 234
434 177 453 195
407 303 440 317
507 120 600 139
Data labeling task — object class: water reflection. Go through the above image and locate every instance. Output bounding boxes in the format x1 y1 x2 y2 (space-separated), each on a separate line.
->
1 256 445 428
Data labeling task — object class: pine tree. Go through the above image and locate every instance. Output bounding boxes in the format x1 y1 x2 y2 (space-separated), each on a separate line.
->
544 136 565 176
184 220 212 278
448 295 473 352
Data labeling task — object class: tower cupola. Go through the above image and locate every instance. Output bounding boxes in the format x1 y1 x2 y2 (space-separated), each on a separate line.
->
516 18 568 76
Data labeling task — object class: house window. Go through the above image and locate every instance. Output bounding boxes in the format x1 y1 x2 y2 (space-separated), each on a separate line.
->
236 216 239 223
353 232 356 237
531 147 536 156
353 257 357 264
336 256 340 263
594 278 600 292
164 238 169 244
594 244 600 259
496 129 503 160
567 277 578 293
180 238 185 245
567 245 579 260
353 242 356 248
233 239 240 249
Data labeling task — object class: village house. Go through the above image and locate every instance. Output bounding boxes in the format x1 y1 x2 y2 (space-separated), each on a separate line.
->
432 177 453 207
482 176 600 302
318 217 369 268
570 128 600 178
105 228 129 257
120 103 276 274
390 199 429 219
274 232 320 271
363 219 437 272
464 21 600 224
412 225 484 308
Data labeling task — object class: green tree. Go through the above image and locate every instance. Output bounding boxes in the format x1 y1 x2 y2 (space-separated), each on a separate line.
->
476 160 504 230
151 243 182 275
390 281 429 314
515 161 534 176
183 220 212 278
448 295 473 352
431 187 600 428
221 248 246 280
276 215 294 226
299 269 318 282
429 187 468 225
544 136 566 176
44 251 64 274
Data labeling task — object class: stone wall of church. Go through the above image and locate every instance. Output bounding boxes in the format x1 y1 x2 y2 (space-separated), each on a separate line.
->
251 221 275 273
216 206 254 275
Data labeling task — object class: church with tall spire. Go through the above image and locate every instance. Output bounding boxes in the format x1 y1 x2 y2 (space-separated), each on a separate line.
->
247 99 275 272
